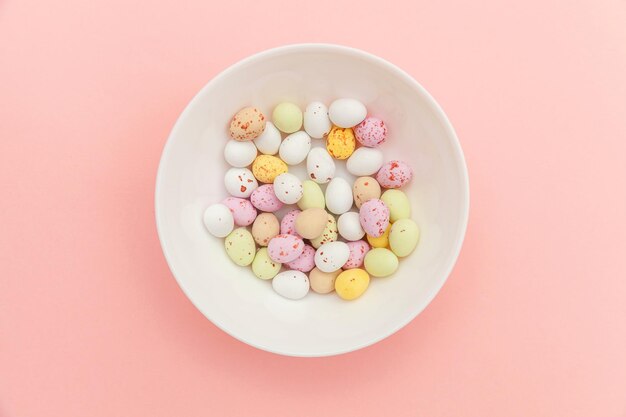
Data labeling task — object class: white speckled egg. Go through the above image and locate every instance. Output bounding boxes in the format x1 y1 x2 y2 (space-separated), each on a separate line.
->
328 98 367 128
253 121 281 155
273 173 303 204
303 101 332 139
306 147 335 184
224 167 258 198
223 140 257 168
346 147 383 176
314 241 350 273
202 203 234 238
325 177 353 215
279 131 311 165
337 211 365 241
272 270 310 300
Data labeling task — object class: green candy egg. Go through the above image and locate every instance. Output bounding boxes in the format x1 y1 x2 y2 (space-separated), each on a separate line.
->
310 214 338 248
389 219 420 257
224 227 256 266
381 189 411 223
251 248 281 280
364 248 399 277
272 102 303 133
297 180 325 210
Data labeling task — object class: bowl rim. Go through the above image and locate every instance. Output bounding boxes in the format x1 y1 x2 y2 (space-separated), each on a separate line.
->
155 43 470 357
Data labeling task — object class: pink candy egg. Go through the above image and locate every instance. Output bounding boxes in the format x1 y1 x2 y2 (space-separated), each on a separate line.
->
353 117 387 147
376 160 413 189
285 244 316 272
343 240 371 269
359 199 390 237
280 209 302 238
250 184 284 212
267 234 305 263
222 197 257 226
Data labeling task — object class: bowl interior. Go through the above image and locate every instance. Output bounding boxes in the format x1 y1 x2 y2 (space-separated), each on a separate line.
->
156 45 468 356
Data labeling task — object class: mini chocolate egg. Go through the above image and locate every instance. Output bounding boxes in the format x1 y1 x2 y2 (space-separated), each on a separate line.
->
279 131 311 165
297 180 325 210
224 140 257 167
306 147 335 184
343 240 370 269
335 268 370 300
364 248 398 277
202 203 234 238
251 213 280 246
267 234 305 263
346 147 383 176
251 155 288 183
325 177 353 215
222 197 257 226
280 209 302 238
359 199 390 238
326 126 356 160
253 121 281 155
337 211 365 241
309 213 338 248
353 176 382 208
272 102 302 134
303 101 332 139
224 167 258 198
367 224 391 248
380 189 411 222
314 241 350 273
353 117 387 147
309 267 340 294
285 244 316 272
294 208 328 239
224 228 256 266
250 184 284 212
376 160 413 189
389 219 420 257
229 107 266 141
272 270 310 300
328 98 367 128
251 248 281 280
273 173 303 204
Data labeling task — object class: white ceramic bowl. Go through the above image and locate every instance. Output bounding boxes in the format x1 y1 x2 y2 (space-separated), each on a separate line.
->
155 44 469 356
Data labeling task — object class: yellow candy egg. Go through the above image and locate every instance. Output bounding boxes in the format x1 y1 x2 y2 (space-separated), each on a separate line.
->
326 126 356 159
364 248 398 277
297 180 325 210
366 224 391 248
389 219 420 257
224 227 256 266
272 102 303 133
251 155 288 183
381 189 411 223
335 268 370 300
251 248 281 280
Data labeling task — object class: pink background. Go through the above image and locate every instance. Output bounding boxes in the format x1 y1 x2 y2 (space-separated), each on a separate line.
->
1 0 625 415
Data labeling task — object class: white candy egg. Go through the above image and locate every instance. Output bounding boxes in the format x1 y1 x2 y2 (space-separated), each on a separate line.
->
325 177 353 215
328 98 367 128
279 131 311 165
306 147 335 184
346 147 384 176
224 140 257 167
273 173 303 204
272 270 310 300
314 241 350 273
224 167 258 198
303 102 332 139
337 212 365 241
202 203 234 238
253 121 281 155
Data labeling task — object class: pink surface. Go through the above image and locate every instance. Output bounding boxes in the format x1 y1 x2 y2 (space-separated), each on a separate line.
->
1 0 625 415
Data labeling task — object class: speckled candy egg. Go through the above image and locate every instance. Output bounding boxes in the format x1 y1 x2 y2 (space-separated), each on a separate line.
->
273 173 303 204
280 209 301 238
250 184 284 212
359 199 390 238
309 213 338 248
224 228 256 266
229 107 266 141
343 240 370 269
202 203 234 238
222 197 257 226
314 241 350 273
306 147 335 184
353 117 387 147
335 268 370 300
272 102 302 134
279 131 311 165
328 98 367 128
251 248 281 280
251 155 288 183
346 147 384 176
253 121 281 155
224 167 258 198
285 244 316 272
224 140 257 167
389 219 420 257
251 213 280 246
326 126 356 160
376 160 413 189
353 176 382 209
272 270 310 300
309 267 340 294
303 101 332 139
267 234 305 263
367 224 391 248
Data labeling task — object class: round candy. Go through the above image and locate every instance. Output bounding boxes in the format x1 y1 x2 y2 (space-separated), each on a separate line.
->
380 189 411 222
251 213 280 246
253 121 281 155
325 177 353 215
250 184 284 212
224 140 257 167
335 268 370 300
267 234 305 263
303 102 332 139
222 197 257 226
314 241 350 273
295 208 328 239
297 180 325 210
367 224 391 248
306 147 335 184
337 212 365 241
328 98 367 128
272 102 302 134
229 107 266 141
280 209 302 238
251 155 288 183
343 240 370 269
389 219 420 257
359 199 390 238
285 244 316 272
346 147 383 176
252 248 281 280
326 126 356 160
272 270 310 300
279 131 311 165
376 160 413 189
353 117 387 147
224 228 256 266
353 176 382 209
309 267 340 294
224 167 258 198
202 203 234 238
364 248 398 277
309 213 338 248
273 173 303 204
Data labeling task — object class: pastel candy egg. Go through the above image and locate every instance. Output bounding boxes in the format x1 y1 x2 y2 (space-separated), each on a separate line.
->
335 268 370 300
272 270 310 300
359 199 390 237
222 197 257 226
353 117 387 147
250 184 284 212
224 167 258 198
303 101 332 139
267 234 305 263
285 244 316 272
326 126 356 159
280 209 302 238
346 147 384 176
389 219 420 257
273 173 303 204
367 224 391 248
224 228 256 266
251 155 288 183
297 180 325 210
314 241 350 273
202 203 234 238
325 177 353 215
309 267 340 294
279 131 311 165
251 213 280 246
224 140 257 167
295 208 328 239
380 189 411 222
229 107 266 141
364 248 398 277
251 248 281 280
306 147 335 184
343 240 370 269
337 211 365 241
272 102 302 134
353 176 382 209
253 121 281 155
328 98 367 128
309 214 338 248
376 160 413 189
